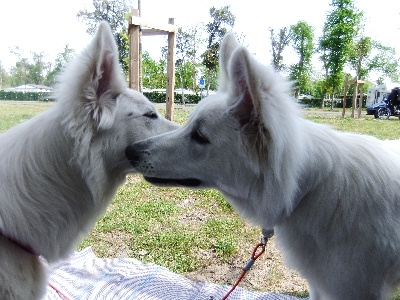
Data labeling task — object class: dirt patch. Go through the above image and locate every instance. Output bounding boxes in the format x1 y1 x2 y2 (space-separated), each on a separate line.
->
93 230 133 258
92 228 308 296
174 196 309 295
177 196 211 229
184 237 308 296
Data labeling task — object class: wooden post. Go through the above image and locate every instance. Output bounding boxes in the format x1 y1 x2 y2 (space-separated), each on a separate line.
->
351 77 358 118
358 82 365 119
342 76 365 119
128 11 177 119
129 9 140 90
138 1 142 92
342 76 349 117
165 18 176 121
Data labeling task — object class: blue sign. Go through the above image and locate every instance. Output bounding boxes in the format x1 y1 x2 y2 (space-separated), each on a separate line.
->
199 79 205 88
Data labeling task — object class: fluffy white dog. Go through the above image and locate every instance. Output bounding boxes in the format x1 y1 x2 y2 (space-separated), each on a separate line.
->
126 33 400 299
0 22 177 299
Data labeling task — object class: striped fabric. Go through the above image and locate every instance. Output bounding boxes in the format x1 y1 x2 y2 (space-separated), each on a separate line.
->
46 247 305 300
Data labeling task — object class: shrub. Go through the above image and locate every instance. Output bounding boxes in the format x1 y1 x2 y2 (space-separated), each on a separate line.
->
144 91 201 104
0 91 52 101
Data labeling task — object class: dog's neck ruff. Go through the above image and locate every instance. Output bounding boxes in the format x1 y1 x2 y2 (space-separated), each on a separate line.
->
0 229 37 255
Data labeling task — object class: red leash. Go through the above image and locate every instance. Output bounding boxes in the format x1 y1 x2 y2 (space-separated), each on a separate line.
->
221 229 274 300
49 282 70 300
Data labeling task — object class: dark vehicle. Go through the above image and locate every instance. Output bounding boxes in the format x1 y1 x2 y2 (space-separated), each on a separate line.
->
366 87 400 119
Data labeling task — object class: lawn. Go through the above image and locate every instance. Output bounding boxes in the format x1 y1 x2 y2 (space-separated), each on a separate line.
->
2 100 400 298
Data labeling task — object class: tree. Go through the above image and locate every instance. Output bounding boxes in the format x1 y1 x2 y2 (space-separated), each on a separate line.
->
8 47 49 86
269 27 293 72
347 36 399 83
318 31 333 108
45 45 75 86
368 41 400 83
142 51 167 89
176 27 197 104
28 52 50 85
202 6 235 93
319 0 362 109
8 47 30 86
289 21 314 98
348 36 371 80
0 61 10 89
77 0 130 74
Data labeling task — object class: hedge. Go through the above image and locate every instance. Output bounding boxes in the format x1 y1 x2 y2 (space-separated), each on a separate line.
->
0 91 201 103
143 91 201 104
0 91 367 108
0 91 52 101
301 95 367 108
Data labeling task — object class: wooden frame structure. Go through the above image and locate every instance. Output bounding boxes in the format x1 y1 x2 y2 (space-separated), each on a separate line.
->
128 9 177 120
342 76 365 118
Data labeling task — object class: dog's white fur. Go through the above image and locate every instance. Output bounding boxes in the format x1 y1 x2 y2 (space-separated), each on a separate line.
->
0 22 177 299
126 33 400 299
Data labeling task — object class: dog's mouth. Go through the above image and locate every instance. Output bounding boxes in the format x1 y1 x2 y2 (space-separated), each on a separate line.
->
144 177 202 187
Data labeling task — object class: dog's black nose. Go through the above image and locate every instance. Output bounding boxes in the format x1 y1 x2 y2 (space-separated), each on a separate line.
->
125 144 140 166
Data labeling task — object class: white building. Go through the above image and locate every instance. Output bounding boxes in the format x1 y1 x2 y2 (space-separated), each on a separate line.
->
3 84 53 93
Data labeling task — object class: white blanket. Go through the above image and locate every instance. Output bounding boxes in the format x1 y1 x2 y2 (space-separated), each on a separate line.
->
46 247 306 300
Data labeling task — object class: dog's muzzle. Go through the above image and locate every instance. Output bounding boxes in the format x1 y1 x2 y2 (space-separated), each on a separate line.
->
125 144 141 167
125 143 202 187
144 176 202 187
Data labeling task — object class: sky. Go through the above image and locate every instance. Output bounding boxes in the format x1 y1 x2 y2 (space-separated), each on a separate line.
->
0 0 399 83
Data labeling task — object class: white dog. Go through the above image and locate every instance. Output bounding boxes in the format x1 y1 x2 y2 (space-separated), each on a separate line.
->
126 33 400 299
0 22 177 299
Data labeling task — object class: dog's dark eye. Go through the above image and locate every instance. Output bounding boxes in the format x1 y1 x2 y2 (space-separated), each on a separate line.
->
191 130 210 145
143 111 158 119
112 93 120 101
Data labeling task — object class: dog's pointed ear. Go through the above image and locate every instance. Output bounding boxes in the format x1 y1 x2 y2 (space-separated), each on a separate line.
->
64 21 125 131
218 32 241 92
227 47 262 126
85 21 126 130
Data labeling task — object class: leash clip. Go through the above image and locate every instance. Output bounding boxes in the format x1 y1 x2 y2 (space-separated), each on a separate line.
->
221 228 274 300
261 228 274 246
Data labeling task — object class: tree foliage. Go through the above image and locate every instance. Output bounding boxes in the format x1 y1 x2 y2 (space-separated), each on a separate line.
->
1 1 399 99
269 27 293 71
45 45 75 86
77 0 130 74
7 47 50 86
368 41 400 83
289 21 314 97
202 6 235 91
319 0 362 99
176 27 198 103
348 36 371 80
0 62 9 89
141 51 167 89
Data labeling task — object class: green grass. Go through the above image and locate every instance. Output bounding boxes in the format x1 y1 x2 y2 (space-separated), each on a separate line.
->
304 111 400 140
0 101 53 132
3 101 400 298
79 177 244 273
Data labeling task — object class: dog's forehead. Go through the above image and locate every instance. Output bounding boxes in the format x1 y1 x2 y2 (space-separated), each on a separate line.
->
121 88 155 111
191 94 227 122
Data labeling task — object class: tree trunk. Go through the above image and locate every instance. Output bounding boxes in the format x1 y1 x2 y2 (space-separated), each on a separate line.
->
206 69 210 96
321 88 327 109
179 71 185 105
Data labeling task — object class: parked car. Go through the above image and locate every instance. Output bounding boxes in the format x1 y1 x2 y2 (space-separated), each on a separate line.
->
298 94 314 100
366 87 400 119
